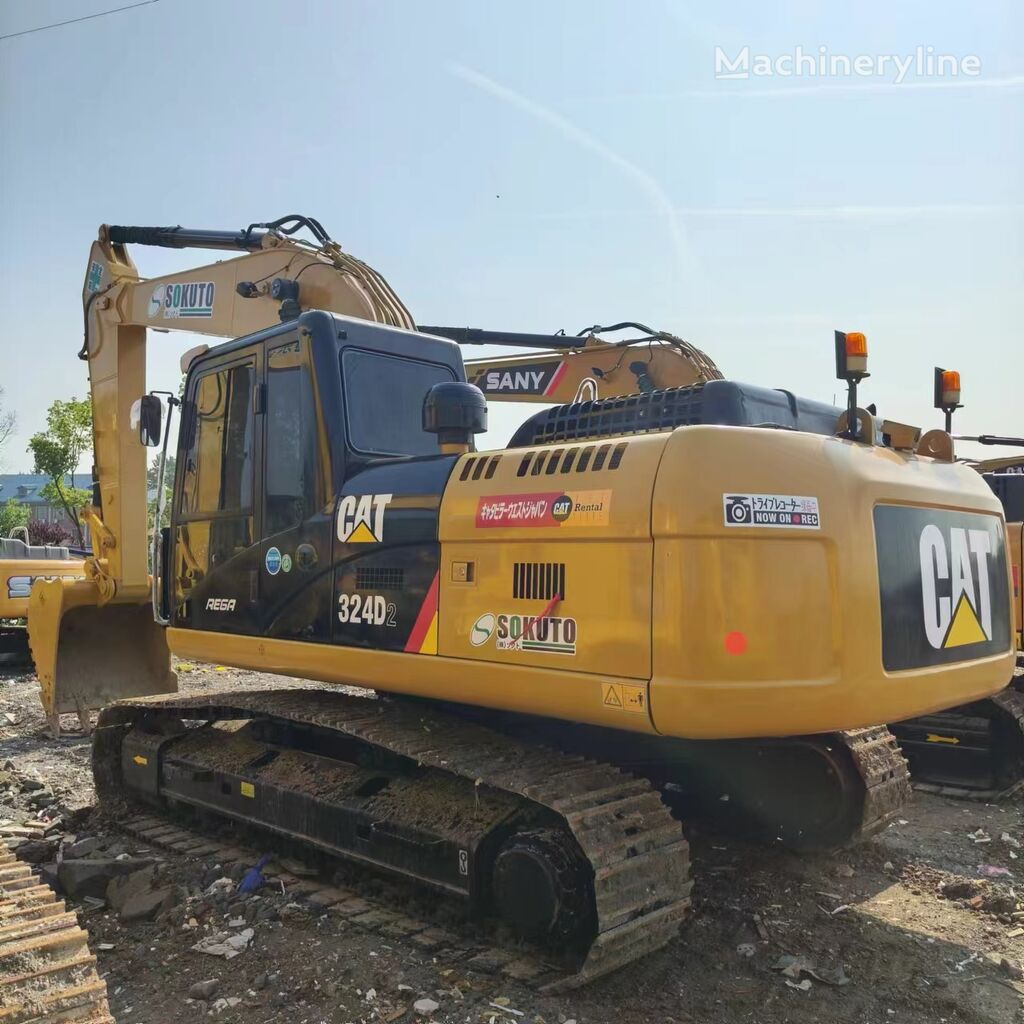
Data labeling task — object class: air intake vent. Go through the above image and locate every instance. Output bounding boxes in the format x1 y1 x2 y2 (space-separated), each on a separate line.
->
508 381 846 448
459 454 502 482
355 567 405 591
511 386 707 446
513 562 566 601
515 442 627 477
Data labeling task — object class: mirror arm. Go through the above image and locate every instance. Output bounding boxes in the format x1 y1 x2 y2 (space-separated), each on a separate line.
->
150 393 180 627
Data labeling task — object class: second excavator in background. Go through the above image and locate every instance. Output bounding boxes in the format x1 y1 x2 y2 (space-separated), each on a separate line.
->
889 374 1024 798
0 534 84 664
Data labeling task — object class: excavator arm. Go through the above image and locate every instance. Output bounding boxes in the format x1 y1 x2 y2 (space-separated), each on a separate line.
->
452 322 723 404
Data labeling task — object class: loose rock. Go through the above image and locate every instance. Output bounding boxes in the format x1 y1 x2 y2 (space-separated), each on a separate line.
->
189 978 220 1001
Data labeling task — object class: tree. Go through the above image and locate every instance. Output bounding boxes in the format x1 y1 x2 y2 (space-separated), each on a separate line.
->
26 519 72 547
28 397 93 548
0 498 29 538
0 387 14 467
147 454 176 530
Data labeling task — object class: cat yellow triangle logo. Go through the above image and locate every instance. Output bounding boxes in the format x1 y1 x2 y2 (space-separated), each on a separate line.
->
345 521 379 544
943 592 988 648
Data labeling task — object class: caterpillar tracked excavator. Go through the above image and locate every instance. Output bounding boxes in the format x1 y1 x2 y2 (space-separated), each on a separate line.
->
23 217 1016 984
888 374 1024 799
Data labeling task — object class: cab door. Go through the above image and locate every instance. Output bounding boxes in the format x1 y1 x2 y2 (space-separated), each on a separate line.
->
257 333 335 641
171 349 261 634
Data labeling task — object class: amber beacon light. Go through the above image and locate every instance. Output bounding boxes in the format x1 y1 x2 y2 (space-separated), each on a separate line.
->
834 330 870 439
934 366 963 433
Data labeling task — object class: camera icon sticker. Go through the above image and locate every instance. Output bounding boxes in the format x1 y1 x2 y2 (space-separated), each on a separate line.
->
723 495 754 525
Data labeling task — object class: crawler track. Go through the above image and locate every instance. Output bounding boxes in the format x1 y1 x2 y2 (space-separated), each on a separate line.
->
93 688 693 989
891 689 1024 801
0 846 113 1024
841 726 912 839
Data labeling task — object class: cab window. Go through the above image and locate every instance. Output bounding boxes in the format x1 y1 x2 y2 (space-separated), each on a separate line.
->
341 349 455 457
265 339 321 535
180 362 256 517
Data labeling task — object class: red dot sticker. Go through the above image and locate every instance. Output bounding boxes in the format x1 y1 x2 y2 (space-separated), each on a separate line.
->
725 631 747 655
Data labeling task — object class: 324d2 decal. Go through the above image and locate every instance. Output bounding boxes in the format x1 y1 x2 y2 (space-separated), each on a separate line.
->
338 593 397 627
875 505 1010 671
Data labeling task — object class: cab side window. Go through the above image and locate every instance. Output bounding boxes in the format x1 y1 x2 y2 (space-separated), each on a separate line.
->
264 339 321 536
180 363 256 517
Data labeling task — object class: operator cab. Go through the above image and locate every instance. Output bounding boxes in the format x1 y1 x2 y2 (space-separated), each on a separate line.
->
151 311 480 651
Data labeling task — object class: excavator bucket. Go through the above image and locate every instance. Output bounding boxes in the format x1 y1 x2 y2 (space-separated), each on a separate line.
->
29 578 176 732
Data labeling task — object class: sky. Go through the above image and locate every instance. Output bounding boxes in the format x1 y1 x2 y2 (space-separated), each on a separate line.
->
0 0 1021 471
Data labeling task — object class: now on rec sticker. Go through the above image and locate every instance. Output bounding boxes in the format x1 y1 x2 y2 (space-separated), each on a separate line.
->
723 493 820 529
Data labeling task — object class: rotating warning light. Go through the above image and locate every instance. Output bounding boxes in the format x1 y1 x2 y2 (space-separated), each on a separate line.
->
933 366 962 433
935 368 961 408
835 330 870 381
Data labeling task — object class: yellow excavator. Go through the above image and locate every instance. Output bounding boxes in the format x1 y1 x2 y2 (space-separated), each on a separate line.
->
0 532 84 664
27 217 1016 982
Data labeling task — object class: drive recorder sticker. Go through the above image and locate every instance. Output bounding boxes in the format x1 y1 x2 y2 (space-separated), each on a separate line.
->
723 493 821 529
476 490 611 528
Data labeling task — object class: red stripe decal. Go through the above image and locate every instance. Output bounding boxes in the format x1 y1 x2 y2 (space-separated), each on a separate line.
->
404 572 439 652
543 361 568 396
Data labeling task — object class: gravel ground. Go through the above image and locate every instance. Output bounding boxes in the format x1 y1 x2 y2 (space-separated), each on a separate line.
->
3 659 1024 1024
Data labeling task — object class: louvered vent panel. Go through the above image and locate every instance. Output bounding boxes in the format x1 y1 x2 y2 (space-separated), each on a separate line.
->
516 444 626 477
513 562 566 601
461 454 502 481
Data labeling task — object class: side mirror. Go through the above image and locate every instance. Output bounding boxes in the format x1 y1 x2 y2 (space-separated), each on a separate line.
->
137 394 163 447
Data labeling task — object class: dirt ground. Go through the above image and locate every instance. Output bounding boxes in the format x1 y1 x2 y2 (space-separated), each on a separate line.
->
4 659 1024 1024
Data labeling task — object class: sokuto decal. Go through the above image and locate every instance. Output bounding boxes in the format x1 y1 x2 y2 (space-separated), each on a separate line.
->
148 281 215 319
470 612 578 656
875 505 1010 671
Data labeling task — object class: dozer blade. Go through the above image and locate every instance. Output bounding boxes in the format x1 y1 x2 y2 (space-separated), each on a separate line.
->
28 578 176 729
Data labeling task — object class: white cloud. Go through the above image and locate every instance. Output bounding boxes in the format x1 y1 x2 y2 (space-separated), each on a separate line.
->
449 63 691 289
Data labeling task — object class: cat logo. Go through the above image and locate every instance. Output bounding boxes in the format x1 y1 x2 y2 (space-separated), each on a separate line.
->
336 493 392 544
919 524 993 649
875 505 1010 671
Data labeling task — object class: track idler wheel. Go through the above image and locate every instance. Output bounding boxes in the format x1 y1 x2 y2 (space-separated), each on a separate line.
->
492 828 596 953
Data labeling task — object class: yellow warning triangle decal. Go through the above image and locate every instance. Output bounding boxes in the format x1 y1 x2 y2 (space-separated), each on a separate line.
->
345 522 379 544
943 592 988 648
603 685 622 708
